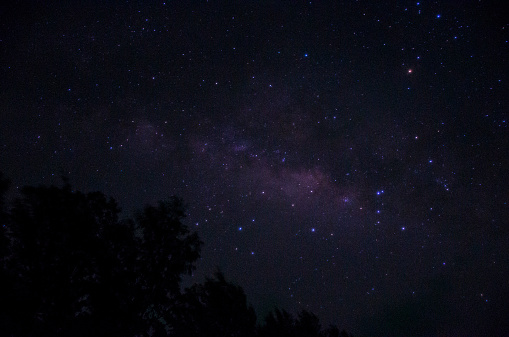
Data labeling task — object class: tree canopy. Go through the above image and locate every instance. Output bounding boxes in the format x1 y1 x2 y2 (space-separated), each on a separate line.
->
0 176 353 337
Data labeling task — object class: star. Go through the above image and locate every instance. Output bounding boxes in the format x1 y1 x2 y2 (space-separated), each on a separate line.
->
0 1 504 335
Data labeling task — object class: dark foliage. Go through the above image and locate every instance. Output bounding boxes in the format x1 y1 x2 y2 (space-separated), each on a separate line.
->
0 180 202 336
260 308 353 337
0 176 353 337
173 270 257 337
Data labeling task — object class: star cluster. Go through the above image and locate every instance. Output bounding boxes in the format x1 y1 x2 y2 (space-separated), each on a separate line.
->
1 1 507 336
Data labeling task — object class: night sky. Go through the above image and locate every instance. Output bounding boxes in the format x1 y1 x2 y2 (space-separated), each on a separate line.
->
1 1 508 336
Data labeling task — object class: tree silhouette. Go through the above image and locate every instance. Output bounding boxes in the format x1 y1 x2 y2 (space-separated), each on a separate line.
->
129 198 202 335
321 325 355 337
172 270 257 337
0 181 202 336
260 308 352 337
0 176 355 337
0 173 12 333
295 310 322 337
260 308 296 337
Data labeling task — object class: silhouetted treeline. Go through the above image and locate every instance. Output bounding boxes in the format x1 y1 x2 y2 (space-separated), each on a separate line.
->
0 174 353 337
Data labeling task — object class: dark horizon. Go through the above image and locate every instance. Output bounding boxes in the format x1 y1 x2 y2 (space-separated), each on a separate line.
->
1 1 508 336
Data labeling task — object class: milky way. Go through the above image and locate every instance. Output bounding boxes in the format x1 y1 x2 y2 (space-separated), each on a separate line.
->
1 2 507 336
